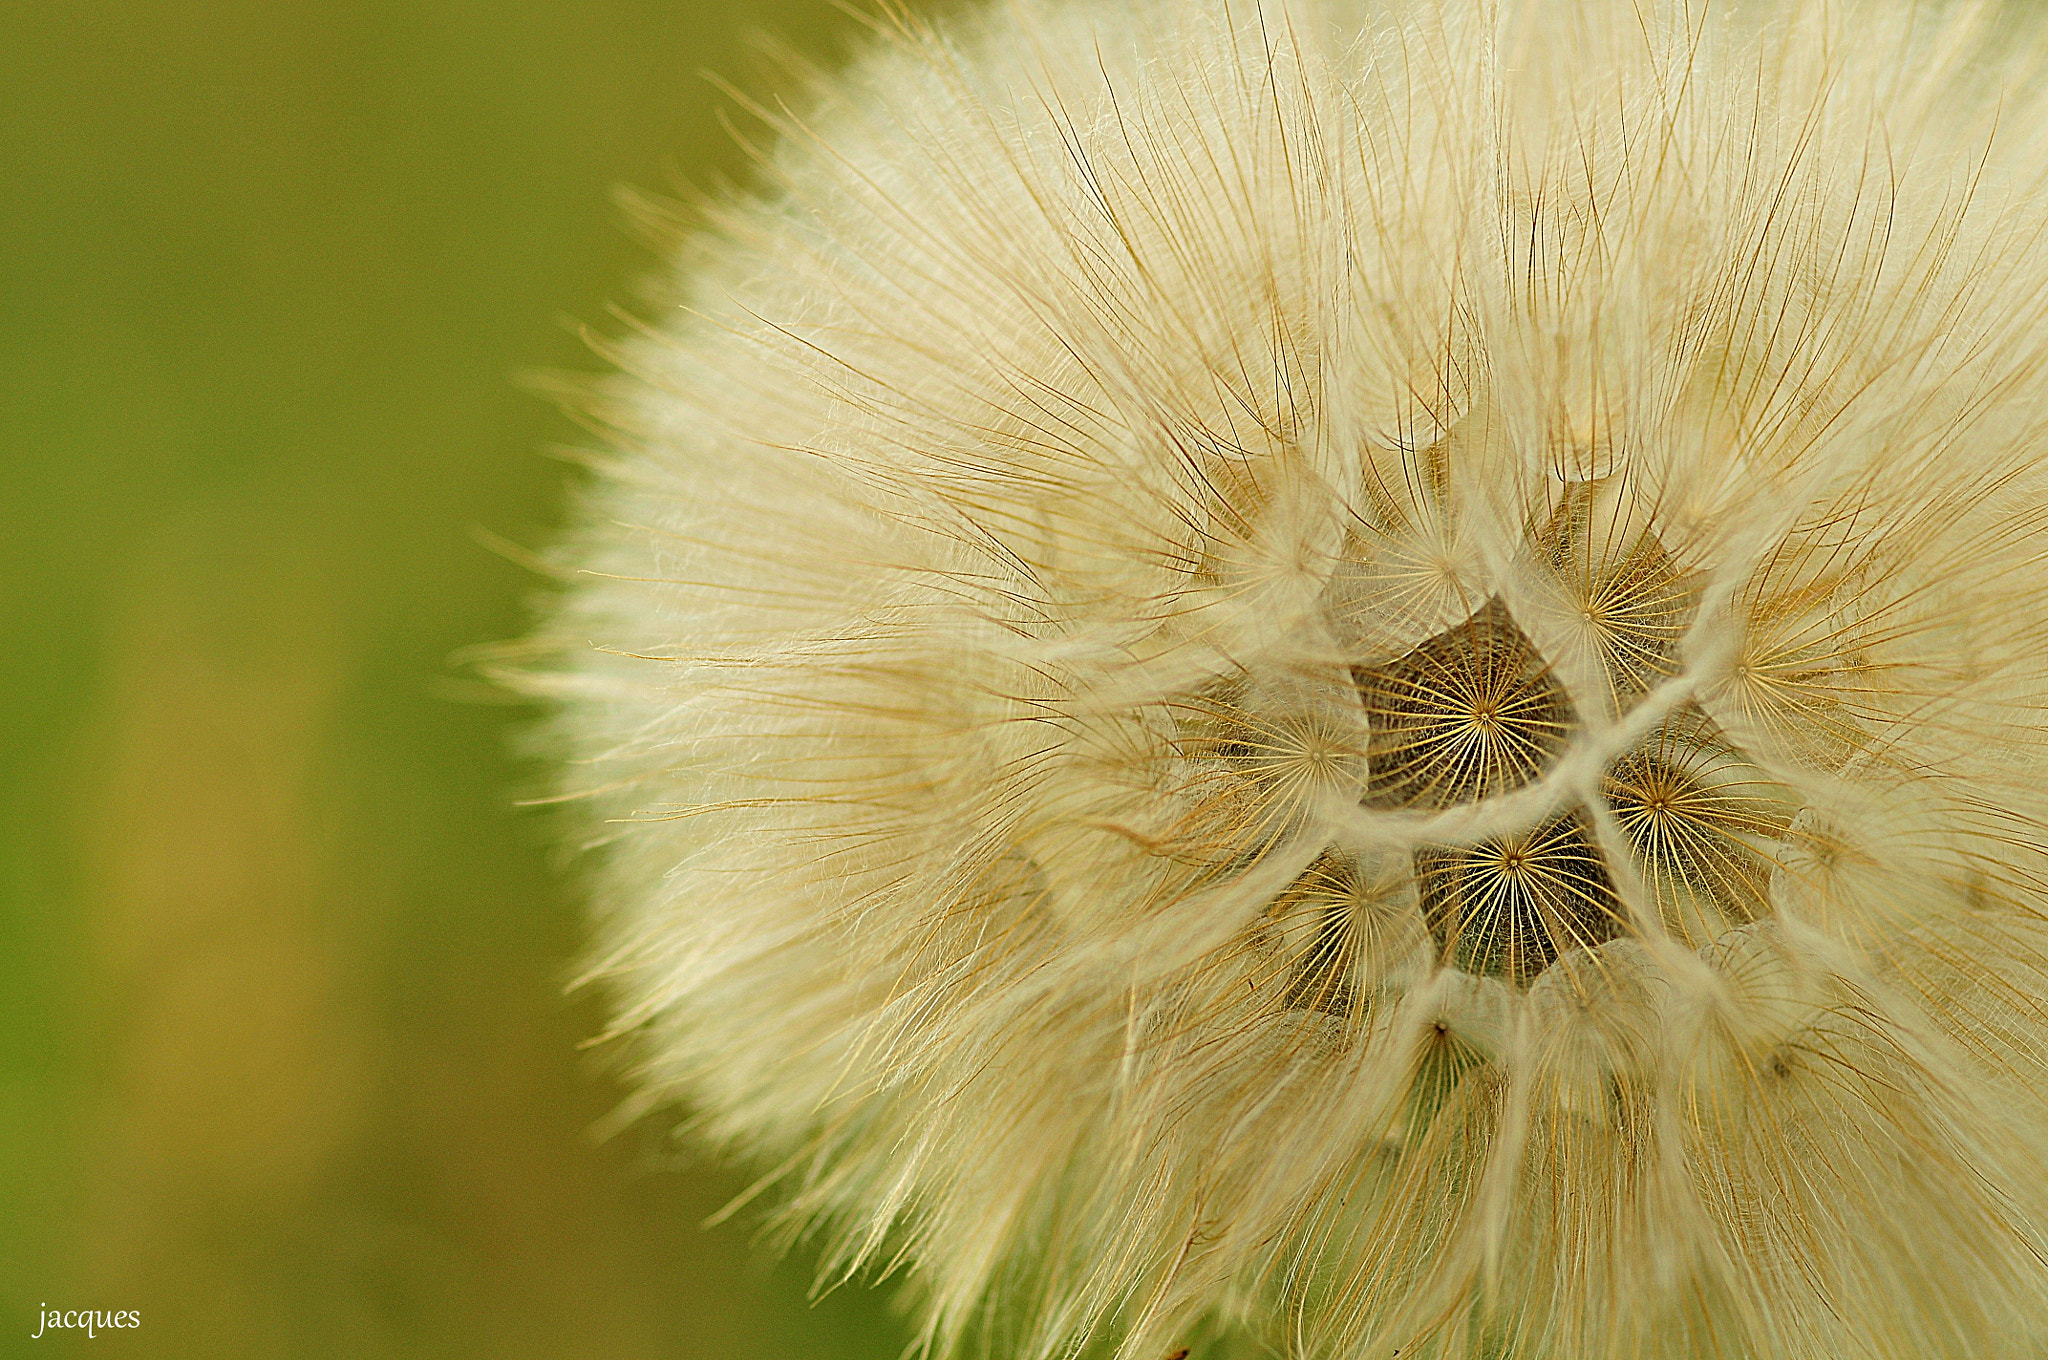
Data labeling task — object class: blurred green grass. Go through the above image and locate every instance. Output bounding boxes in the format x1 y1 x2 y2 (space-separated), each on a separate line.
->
0 1 918 1355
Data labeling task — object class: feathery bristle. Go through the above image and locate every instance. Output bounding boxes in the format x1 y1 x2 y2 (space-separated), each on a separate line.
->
525 1 2048 1355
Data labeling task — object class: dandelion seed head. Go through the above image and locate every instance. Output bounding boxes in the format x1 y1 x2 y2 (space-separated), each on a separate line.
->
532 0 2048 1355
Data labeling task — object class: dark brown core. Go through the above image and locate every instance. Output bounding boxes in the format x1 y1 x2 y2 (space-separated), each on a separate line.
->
1353 597 1579 809
1412 811 1627 984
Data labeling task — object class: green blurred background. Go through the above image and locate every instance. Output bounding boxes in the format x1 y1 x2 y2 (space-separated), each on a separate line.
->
0 2 925 1355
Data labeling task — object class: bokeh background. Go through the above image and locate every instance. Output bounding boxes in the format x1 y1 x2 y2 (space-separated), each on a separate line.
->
0 2 934 1355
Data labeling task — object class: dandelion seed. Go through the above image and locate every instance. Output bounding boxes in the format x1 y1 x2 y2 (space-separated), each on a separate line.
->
529 0 2048 1355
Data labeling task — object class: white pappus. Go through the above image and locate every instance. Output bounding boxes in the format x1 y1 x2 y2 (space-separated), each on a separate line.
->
524 1 2048 1356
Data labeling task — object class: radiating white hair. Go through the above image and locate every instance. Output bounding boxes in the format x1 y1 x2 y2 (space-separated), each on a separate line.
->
527 0 2048 1354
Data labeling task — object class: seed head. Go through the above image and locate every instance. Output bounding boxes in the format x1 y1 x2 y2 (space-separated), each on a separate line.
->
532 0 2048 1355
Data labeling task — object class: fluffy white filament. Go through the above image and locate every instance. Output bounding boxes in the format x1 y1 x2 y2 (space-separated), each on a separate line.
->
529 0 2048 1355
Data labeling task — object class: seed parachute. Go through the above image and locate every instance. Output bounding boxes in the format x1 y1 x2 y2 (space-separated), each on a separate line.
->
522 1 2048 1355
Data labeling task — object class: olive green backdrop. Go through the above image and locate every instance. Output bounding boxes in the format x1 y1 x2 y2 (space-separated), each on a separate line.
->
0 2 925 1356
